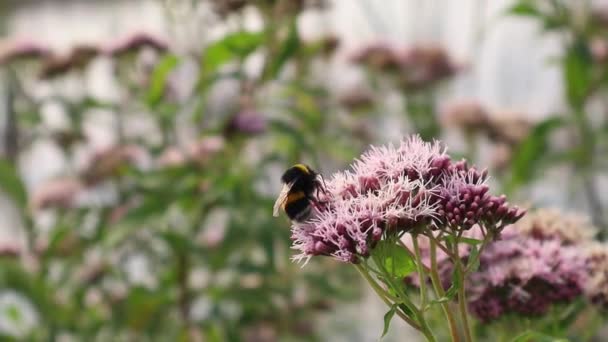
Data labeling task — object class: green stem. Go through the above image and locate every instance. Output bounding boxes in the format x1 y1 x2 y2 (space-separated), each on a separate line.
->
371 254 437 342
354 264 422 331
412 235 428 308
454 238 474 342
429 237 461 342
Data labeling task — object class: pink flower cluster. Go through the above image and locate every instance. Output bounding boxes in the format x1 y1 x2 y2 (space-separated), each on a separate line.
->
290 136 524 263
468 227 586 321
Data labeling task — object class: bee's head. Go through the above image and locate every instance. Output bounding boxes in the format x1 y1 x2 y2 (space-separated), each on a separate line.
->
282 163 316 184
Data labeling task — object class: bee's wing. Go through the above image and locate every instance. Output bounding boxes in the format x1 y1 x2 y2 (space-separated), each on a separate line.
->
273 182 294 217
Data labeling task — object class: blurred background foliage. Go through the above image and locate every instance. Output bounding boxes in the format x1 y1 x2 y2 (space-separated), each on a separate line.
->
0 0 606 341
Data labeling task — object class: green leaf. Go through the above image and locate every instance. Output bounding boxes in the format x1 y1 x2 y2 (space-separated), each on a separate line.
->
266 20 300 79
563 42 593 109
381 305 397 338
468 244 481 273
443 266 462 301
146 54 180 107
371 241 416 278
506 117 565 193
0 159 27 210
202 31 264 73
510 330 569 342
507 2 540 17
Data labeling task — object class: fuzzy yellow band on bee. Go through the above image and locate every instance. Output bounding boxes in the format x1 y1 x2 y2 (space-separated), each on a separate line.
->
293 164 311 174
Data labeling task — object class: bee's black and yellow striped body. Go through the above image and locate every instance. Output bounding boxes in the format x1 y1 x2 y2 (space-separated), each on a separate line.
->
273 164 323 222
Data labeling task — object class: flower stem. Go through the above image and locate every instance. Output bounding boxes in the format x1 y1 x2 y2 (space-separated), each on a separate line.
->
371 255 437 342
454 238 474 342
412 235 428 308
429 237 461 342
354 264 422 331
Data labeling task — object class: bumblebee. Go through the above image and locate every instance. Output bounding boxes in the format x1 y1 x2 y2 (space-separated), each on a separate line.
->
273 164 325 222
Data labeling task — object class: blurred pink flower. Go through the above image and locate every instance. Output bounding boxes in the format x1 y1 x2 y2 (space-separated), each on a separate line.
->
584 243 608 309
468 227 586 321
338 88 374 111
187 136 226 164
486 111 533 145
591 38 608 64
0 241 22 258
81 144 147 185
30 178 84 211
224 110 267 136
398 45 461 90
0 39 52 65
157 146 188 168
103 32 169 57
515 208 596 244
39 44 100 79
350 42 403 72
440 99 489 132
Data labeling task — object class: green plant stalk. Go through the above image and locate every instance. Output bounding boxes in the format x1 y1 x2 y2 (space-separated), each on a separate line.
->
371 254 437 342
429 236 460 342
412 235 428 308
354 264 422 331
453 237 473 342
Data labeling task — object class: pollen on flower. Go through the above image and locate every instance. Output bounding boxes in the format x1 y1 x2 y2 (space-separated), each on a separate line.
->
287 135 524 264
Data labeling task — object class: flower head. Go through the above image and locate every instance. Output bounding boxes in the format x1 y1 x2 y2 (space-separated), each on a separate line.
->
224 109 267 136
398 45 461 90
515 208 596 244
468 227 586 322
350 42 403 72
39 44 100 79
104 32 169 57
584 243 608 309
0 39 51 65
441 99 489 132
289 136 523 264
30 178 84 211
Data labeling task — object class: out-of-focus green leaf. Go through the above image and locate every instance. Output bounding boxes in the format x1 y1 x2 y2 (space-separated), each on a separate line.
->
161 231 197 254
0 261 54 322
119 287 169 332
507 1 540 17
0 159 27 210
202 31 264 73
266 20 300 79
564 42 593 109
510 330 568 342
146 54 180 107
506 117 565 193
372 241 416 278
381 304 397 338
104 197 169 247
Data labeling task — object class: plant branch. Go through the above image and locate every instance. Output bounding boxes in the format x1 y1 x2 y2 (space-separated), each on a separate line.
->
354 264 422 331
429 236 461 342
453 236 473 342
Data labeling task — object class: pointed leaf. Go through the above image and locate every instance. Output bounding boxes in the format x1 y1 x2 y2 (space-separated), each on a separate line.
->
381 305 397 338
266 20 300 79
202 31 264 72
146 54 180 107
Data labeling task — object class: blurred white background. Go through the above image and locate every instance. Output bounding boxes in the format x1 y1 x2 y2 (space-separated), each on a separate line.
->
0 1 606 340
